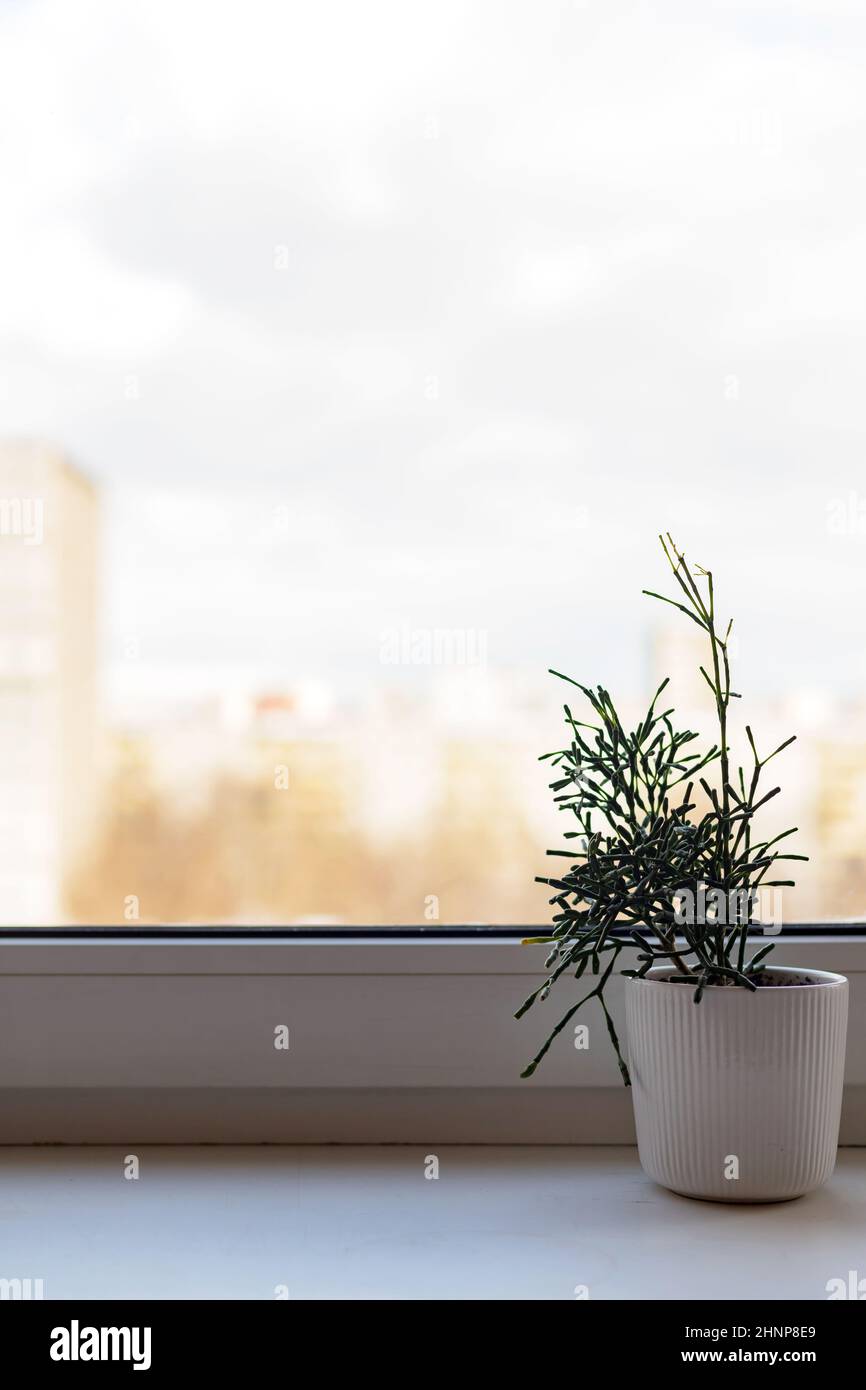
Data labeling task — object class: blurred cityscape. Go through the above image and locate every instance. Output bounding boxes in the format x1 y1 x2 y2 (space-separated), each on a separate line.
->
1 443 865 927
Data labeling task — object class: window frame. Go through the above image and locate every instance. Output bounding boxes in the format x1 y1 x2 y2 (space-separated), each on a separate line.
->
1 929 864 1143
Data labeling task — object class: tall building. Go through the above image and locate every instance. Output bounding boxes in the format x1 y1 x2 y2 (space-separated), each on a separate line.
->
0 443 99 923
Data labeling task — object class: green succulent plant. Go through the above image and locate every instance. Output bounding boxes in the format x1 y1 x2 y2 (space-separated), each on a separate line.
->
517 534 806 1084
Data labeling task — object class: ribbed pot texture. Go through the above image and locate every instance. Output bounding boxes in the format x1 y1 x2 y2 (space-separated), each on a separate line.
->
625 966 848 1202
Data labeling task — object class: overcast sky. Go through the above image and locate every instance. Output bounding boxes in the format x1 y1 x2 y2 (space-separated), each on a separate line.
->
1 0 865 710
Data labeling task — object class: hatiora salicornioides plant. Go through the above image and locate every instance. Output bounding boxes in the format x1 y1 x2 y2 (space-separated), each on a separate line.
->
517 534 806 1085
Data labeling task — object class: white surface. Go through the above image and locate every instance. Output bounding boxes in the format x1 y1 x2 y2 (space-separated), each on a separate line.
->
0 1145 864 1300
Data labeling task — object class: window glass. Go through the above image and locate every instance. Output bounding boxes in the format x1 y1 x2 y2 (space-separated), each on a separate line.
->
1 2 864 925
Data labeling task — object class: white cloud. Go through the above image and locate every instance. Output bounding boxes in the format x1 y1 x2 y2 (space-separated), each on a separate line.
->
1 0 865 700
0 224 194 358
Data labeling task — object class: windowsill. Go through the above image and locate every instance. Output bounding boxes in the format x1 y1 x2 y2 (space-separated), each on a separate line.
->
2 1144 865 1300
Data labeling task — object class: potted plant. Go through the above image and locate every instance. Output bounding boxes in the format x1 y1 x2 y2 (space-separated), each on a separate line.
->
518 535 848 1202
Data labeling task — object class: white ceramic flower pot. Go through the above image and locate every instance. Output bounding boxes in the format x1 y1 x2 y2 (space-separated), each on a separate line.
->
625 966 848 1202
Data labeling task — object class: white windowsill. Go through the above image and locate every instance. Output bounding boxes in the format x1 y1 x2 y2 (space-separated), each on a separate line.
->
2 1143 865 1300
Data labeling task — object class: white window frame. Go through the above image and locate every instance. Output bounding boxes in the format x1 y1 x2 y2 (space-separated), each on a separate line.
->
1 932 864 1143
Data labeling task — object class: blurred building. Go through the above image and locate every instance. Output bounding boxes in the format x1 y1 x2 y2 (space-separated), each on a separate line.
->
0 443 99 923
813 723 866 919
